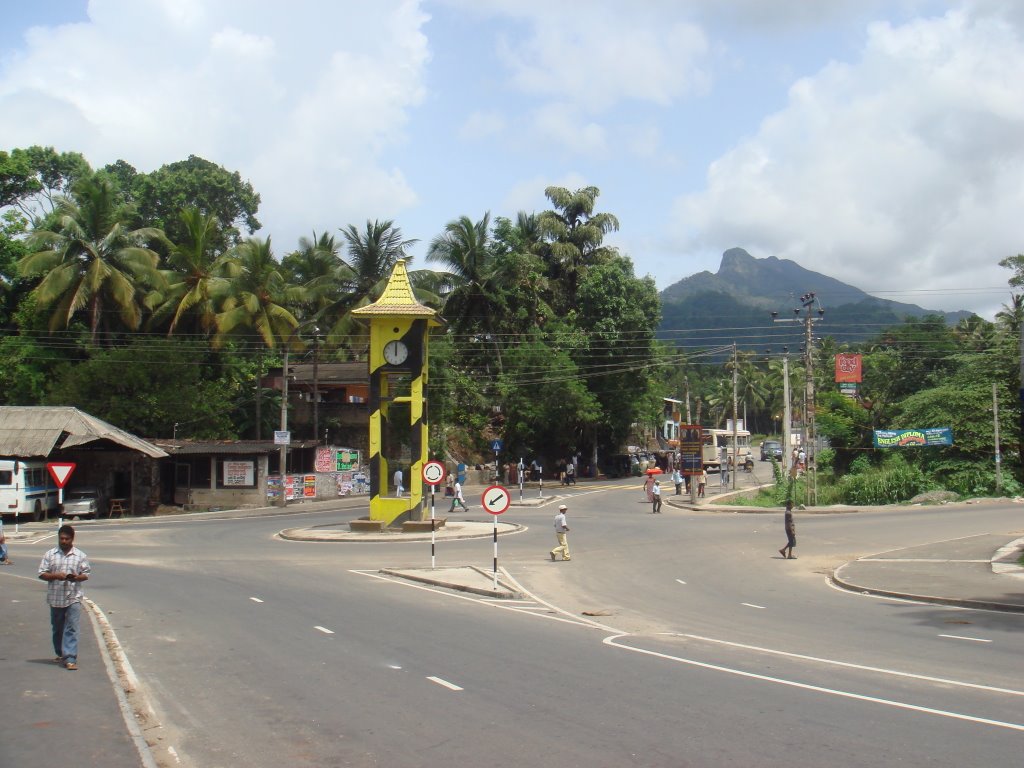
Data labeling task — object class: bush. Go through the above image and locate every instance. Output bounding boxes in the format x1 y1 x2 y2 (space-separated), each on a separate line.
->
835 455 933 505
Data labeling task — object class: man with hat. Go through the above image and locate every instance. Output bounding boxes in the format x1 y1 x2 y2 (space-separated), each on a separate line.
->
550 504 571 561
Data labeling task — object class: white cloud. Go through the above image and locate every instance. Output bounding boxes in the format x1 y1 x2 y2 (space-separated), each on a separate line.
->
0 0 431 249
672 9 1024 313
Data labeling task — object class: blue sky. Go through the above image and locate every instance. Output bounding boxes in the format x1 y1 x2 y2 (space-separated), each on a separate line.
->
2 1 1021 318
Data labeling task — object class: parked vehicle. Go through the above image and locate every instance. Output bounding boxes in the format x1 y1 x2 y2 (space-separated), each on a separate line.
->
62 487 102 519
760 440 783 462
0 458 61 521
701 428 753 470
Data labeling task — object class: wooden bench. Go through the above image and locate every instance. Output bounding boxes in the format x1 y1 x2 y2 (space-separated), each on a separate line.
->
348 519 387 533
401 518 447 533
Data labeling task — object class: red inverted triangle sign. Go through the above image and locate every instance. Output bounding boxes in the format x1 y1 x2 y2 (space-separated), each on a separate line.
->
47 462 77 489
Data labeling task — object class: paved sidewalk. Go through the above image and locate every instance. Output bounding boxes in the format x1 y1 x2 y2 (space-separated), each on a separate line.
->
832 534 1024 612
0 573 146 768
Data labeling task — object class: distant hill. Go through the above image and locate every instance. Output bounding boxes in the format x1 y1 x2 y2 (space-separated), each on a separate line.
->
659 248 973 351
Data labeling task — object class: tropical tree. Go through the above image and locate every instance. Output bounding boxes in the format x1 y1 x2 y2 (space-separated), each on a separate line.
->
123 155 262 251
17 174 165 345
537 186 620 310
213 237 302 350
995 293 1024 338
149 208 234 337
427 212 515 371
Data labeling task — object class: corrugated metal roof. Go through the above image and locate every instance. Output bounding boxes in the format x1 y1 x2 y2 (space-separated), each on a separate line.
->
149 439 319 455
0 407 169 458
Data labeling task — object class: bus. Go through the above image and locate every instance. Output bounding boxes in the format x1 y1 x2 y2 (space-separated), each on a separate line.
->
701 428 753 471
0 458 61 521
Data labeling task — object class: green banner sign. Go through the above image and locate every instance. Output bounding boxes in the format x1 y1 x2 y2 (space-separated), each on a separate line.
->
873 428 953 448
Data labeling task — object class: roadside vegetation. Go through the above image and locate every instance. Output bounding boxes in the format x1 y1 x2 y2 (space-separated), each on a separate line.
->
1 144 1020 494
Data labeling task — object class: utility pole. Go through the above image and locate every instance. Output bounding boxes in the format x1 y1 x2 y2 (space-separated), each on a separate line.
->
993 382 1002 493
684 376 692 425
772 293 824 505
278 346 290 508
732 342 739 491
312 326 321 445
782 348 791 476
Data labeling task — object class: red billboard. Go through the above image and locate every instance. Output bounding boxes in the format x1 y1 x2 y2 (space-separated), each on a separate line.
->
835 353 862 383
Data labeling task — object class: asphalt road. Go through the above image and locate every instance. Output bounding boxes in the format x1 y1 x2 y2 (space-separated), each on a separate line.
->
11 482 1024 767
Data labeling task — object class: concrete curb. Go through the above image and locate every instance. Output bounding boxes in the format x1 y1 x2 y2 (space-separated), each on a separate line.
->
829 568 1024 613
278 520 526 543
378 566 521 599
830 535 1024 614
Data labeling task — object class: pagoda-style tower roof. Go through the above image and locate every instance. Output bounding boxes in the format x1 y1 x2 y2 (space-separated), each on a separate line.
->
351 259 441 322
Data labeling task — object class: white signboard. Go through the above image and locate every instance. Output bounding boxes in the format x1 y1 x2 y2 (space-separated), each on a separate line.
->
223 461 255 486
274 430 291 445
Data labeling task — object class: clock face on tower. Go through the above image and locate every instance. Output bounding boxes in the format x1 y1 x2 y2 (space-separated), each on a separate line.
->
383 339 409 366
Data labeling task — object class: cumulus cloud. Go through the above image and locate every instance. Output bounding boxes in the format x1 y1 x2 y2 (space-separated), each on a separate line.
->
672 9 1024 313
0 0 430 249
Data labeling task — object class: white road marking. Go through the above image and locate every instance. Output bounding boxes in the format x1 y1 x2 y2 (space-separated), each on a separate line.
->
860 558 989 563
742 602 766 609
939 634 992 643
249 597 264 603
314 625 335 635
604 634 1024 732
350 569 623 632
676 579 687 585
427 676 463 691
681 633 1023 697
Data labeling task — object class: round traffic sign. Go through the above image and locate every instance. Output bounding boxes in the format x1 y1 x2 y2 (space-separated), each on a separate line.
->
480 484 511 515
422 460 446 486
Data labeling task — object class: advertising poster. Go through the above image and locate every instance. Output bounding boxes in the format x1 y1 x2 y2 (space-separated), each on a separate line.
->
336 449 360 471
267 475 282 499
873 427 953 448
835 353 863 383
303 474 316 497
679 425 703 475
315 447 334 472
223 460 254 486
284 475 296 500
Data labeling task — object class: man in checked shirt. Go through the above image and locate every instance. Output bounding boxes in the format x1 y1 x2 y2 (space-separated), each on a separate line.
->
38 524 91 670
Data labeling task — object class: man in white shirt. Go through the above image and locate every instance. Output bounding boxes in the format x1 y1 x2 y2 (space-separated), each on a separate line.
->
393 468 404 496
550 505 571 561
651 479 662 513
447 479 468 512
38 524 91 670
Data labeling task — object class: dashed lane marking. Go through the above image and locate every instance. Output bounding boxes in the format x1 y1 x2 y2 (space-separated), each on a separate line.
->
938 634 992 643
314 625 335 635
427 676 463 691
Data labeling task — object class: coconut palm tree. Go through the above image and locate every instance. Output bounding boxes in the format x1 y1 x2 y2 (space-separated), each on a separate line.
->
537 186 619 310
149 207 234 337
213 237 303 350
18 174 165 345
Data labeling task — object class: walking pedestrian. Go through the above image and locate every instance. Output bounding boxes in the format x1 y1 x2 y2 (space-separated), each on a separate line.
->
643 474 654 501
565 460 576 486
447 478 468 513
720 447 730 487
393 467 404 496
651 479 662 513
38 524 91 670
779 501 796 559
671 467 683 495
550 504 571 561
698 468 707 498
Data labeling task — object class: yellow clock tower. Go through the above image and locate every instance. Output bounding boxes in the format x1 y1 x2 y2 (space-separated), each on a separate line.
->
351 260 442 527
